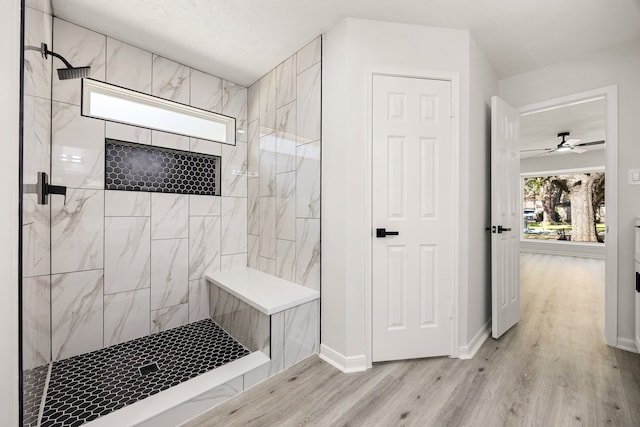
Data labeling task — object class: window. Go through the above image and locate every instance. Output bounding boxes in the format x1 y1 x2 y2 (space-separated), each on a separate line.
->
522 172 605 243
81 78 235 145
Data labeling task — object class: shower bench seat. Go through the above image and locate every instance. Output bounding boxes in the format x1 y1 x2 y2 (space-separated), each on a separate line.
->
205 267 319 315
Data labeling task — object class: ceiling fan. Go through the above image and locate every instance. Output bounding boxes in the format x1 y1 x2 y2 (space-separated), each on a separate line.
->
521 131 605 155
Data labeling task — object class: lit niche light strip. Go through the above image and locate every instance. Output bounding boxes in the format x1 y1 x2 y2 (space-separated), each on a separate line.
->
81 78 236 145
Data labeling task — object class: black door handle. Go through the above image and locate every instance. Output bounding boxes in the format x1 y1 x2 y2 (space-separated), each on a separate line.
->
376 228 399 238
497 225 511 233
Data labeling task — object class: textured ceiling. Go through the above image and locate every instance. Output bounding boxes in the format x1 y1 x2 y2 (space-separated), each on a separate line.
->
51 0 640 87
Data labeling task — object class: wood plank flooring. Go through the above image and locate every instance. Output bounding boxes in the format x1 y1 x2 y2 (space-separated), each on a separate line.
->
186 254 640 426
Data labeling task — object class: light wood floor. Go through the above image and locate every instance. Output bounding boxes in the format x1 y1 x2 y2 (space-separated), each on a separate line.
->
187 254 640 426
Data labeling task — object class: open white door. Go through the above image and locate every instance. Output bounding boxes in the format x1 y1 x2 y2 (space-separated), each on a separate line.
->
491 96 521 339
372 74 453 361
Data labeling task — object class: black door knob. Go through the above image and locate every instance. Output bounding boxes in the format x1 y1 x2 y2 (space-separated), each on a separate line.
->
376 228 399 238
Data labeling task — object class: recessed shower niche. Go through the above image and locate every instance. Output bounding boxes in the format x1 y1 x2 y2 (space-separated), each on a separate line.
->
105 139 221 196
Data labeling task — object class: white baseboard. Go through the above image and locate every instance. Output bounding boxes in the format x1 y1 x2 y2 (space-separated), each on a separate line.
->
319 344 367 373
459 319 491 360
636 336 640 354
616 336 639 354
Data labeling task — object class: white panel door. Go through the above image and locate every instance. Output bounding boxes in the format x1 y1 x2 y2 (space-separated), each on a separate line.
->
491 96 521 339
372 75 453 362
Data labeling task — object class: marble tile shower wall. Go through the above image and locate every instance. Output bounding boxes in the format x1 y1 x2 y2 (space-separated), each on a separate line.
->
247 37 321 293
23 0 53 378
46 17 248 361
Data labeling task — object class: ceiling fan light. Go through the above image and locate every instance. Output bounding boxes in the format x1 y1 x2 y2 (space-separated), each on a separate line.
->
557 146 571 152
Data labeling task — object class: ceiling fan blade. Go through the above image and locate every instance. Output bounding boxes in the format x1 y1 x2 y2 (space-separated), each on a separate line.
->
527 148 558 158
520 147 554 152
574 140 605 147
572 147 587 154
566 138 581 145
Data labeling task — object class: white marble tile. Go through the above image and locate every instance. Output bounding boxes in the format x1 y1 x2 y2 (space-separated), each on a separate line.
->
152 130 190 151
104 217 151 294
248 235 259 269
247 120 260 178
52 101 105 189
23 195 50 278
248 178 260 235
22 275 50 370
23 96 51 186
259 70 276 136
191 69 223 113
247 82 259 124
269 311 285 374
296 63 321 145
221 197 247 255
259 196 276 259
259 257 276 276
221 253 248 272
137 377 243 427
24 7 52 100
188 279 210 323
276 239 296 282
276 102 297 173
295 218 320 291
297 37 322 74
190 138 222 156
51 269 103 360
244 363 269 389
52 18 106 105
152 54 190 103
151 238 188 310
221 142 247 197
151 193 188 239
106 121 152 145
151 303 189 333
284 300 319 368
296 141 321 219
276 55 296 108
105 190 150 217
276 172 296 241
222 80 248 143
259 132 276 196
189 195 221 216
104 288 150 346
106 37 152 93
26 0 52 14
51 188 104 274
189 216 221 280
210 289 269 352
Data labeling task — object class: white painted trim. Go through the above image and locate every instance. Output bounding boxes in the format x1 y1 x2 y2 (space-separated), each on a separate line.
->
519 241 605 260
616 337 639 354
84 351 270 427
636 336 640 354
520 166 605 178
459 319 491 360
517 85 618 347
319 344 367 373
364 65 461 365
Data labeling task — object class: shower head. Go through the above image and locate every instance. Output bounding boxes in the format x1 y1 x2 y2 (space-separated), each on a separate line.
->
40 42 91 80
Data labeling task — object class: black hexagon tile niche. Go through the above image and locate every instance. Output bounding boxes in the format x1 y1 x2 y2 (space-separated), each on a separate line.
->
105 139 221 195
40 319 249 426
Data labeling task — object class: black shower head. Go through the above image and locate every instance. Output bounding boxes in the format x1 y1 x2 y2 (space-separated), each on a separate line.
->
40 42 91 80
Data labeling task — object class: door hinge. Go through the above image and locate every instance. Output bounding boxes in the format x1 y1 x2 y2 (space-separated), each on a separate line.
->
449 305 454 319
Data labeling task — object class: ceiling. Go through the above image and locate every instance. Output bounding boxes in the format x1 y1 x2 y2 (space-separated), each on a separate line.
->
519 97 606 159
51 0 640 87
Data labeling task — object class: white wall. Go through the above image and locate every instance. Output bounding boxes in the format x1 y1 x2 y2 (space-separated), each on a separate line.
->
500 37 640 341
323 18 489 368
464 37 498 348
0 0 22 423
521 149 605 174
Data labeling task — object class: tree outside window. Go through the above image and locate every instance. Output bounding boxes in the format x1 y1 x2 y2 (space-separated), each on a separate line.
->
522 172 605 243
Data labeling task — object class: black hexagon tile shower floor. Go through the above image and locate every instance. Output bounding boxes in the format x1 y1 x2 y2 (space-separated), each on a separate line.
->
40 319 250 427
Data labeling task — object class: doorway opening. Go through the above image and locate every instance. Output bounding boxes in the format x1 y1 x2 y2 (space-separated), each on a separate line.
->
517 86 617 346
